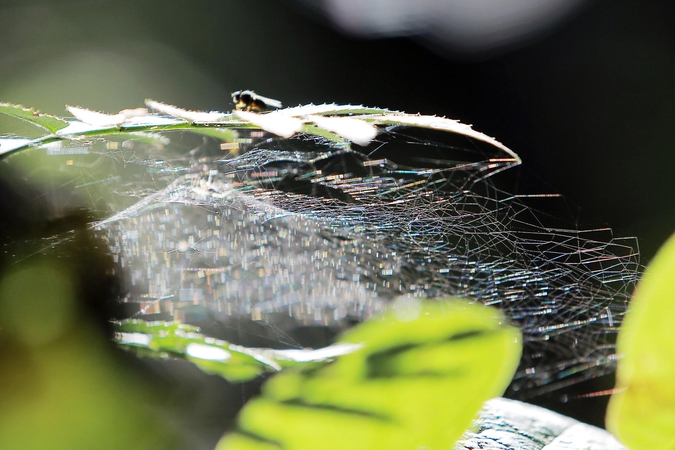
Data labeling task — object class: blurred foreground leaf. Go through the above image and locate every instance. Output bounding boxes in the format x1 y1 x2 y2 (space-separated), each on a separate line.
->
607 231 675 449
218 298 522 450
0 260 176 450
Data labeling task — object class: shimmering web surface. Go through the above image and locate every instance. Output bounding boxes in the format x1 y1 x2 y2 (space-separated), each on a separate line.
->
5 122 640 398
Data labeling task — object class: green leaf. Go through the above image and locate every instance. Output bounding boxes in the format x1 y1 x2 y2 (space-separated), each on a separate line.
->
301 123 350 148
116 320 277 382
218 298 522 450
187 126 239 143
0 99 522 164
607 231 675 449
0 102 69 134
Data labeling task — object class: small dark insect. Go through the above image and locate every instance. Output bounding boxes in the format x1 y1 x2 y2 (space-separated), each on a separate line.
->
231 90 283 112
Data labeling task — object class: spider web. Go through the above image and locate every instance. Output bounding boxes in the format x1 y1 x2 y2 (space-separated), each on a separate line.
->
8 120 639 398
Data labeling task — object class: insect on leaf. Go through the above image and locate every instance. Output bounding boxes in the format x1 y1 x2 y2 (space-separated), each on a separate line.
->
218 298 522 450
607 230 675 449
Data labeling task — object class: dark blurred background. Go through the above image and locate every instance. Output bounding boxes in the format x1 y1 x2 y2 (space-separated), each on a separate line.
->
0 0 673 446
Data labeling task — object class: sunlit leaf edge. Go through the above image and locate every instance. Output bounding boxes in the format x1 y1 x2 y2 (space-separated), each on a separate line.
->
0 102 69 134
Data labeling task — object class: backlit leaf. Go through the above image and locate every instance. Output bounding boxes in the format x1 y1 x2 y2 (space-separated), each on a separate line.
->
218 298 522 450
607 231 675 449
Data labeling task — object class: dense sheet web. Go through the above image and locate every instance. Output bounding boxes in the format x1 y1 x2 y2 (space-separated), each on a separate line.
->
3 111 638 399
55 122 637 399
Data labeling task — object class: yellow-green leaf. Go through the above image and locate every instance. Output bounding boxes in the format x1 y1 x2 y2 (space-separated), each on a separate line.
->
217 298 522 450
607 231 675 449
